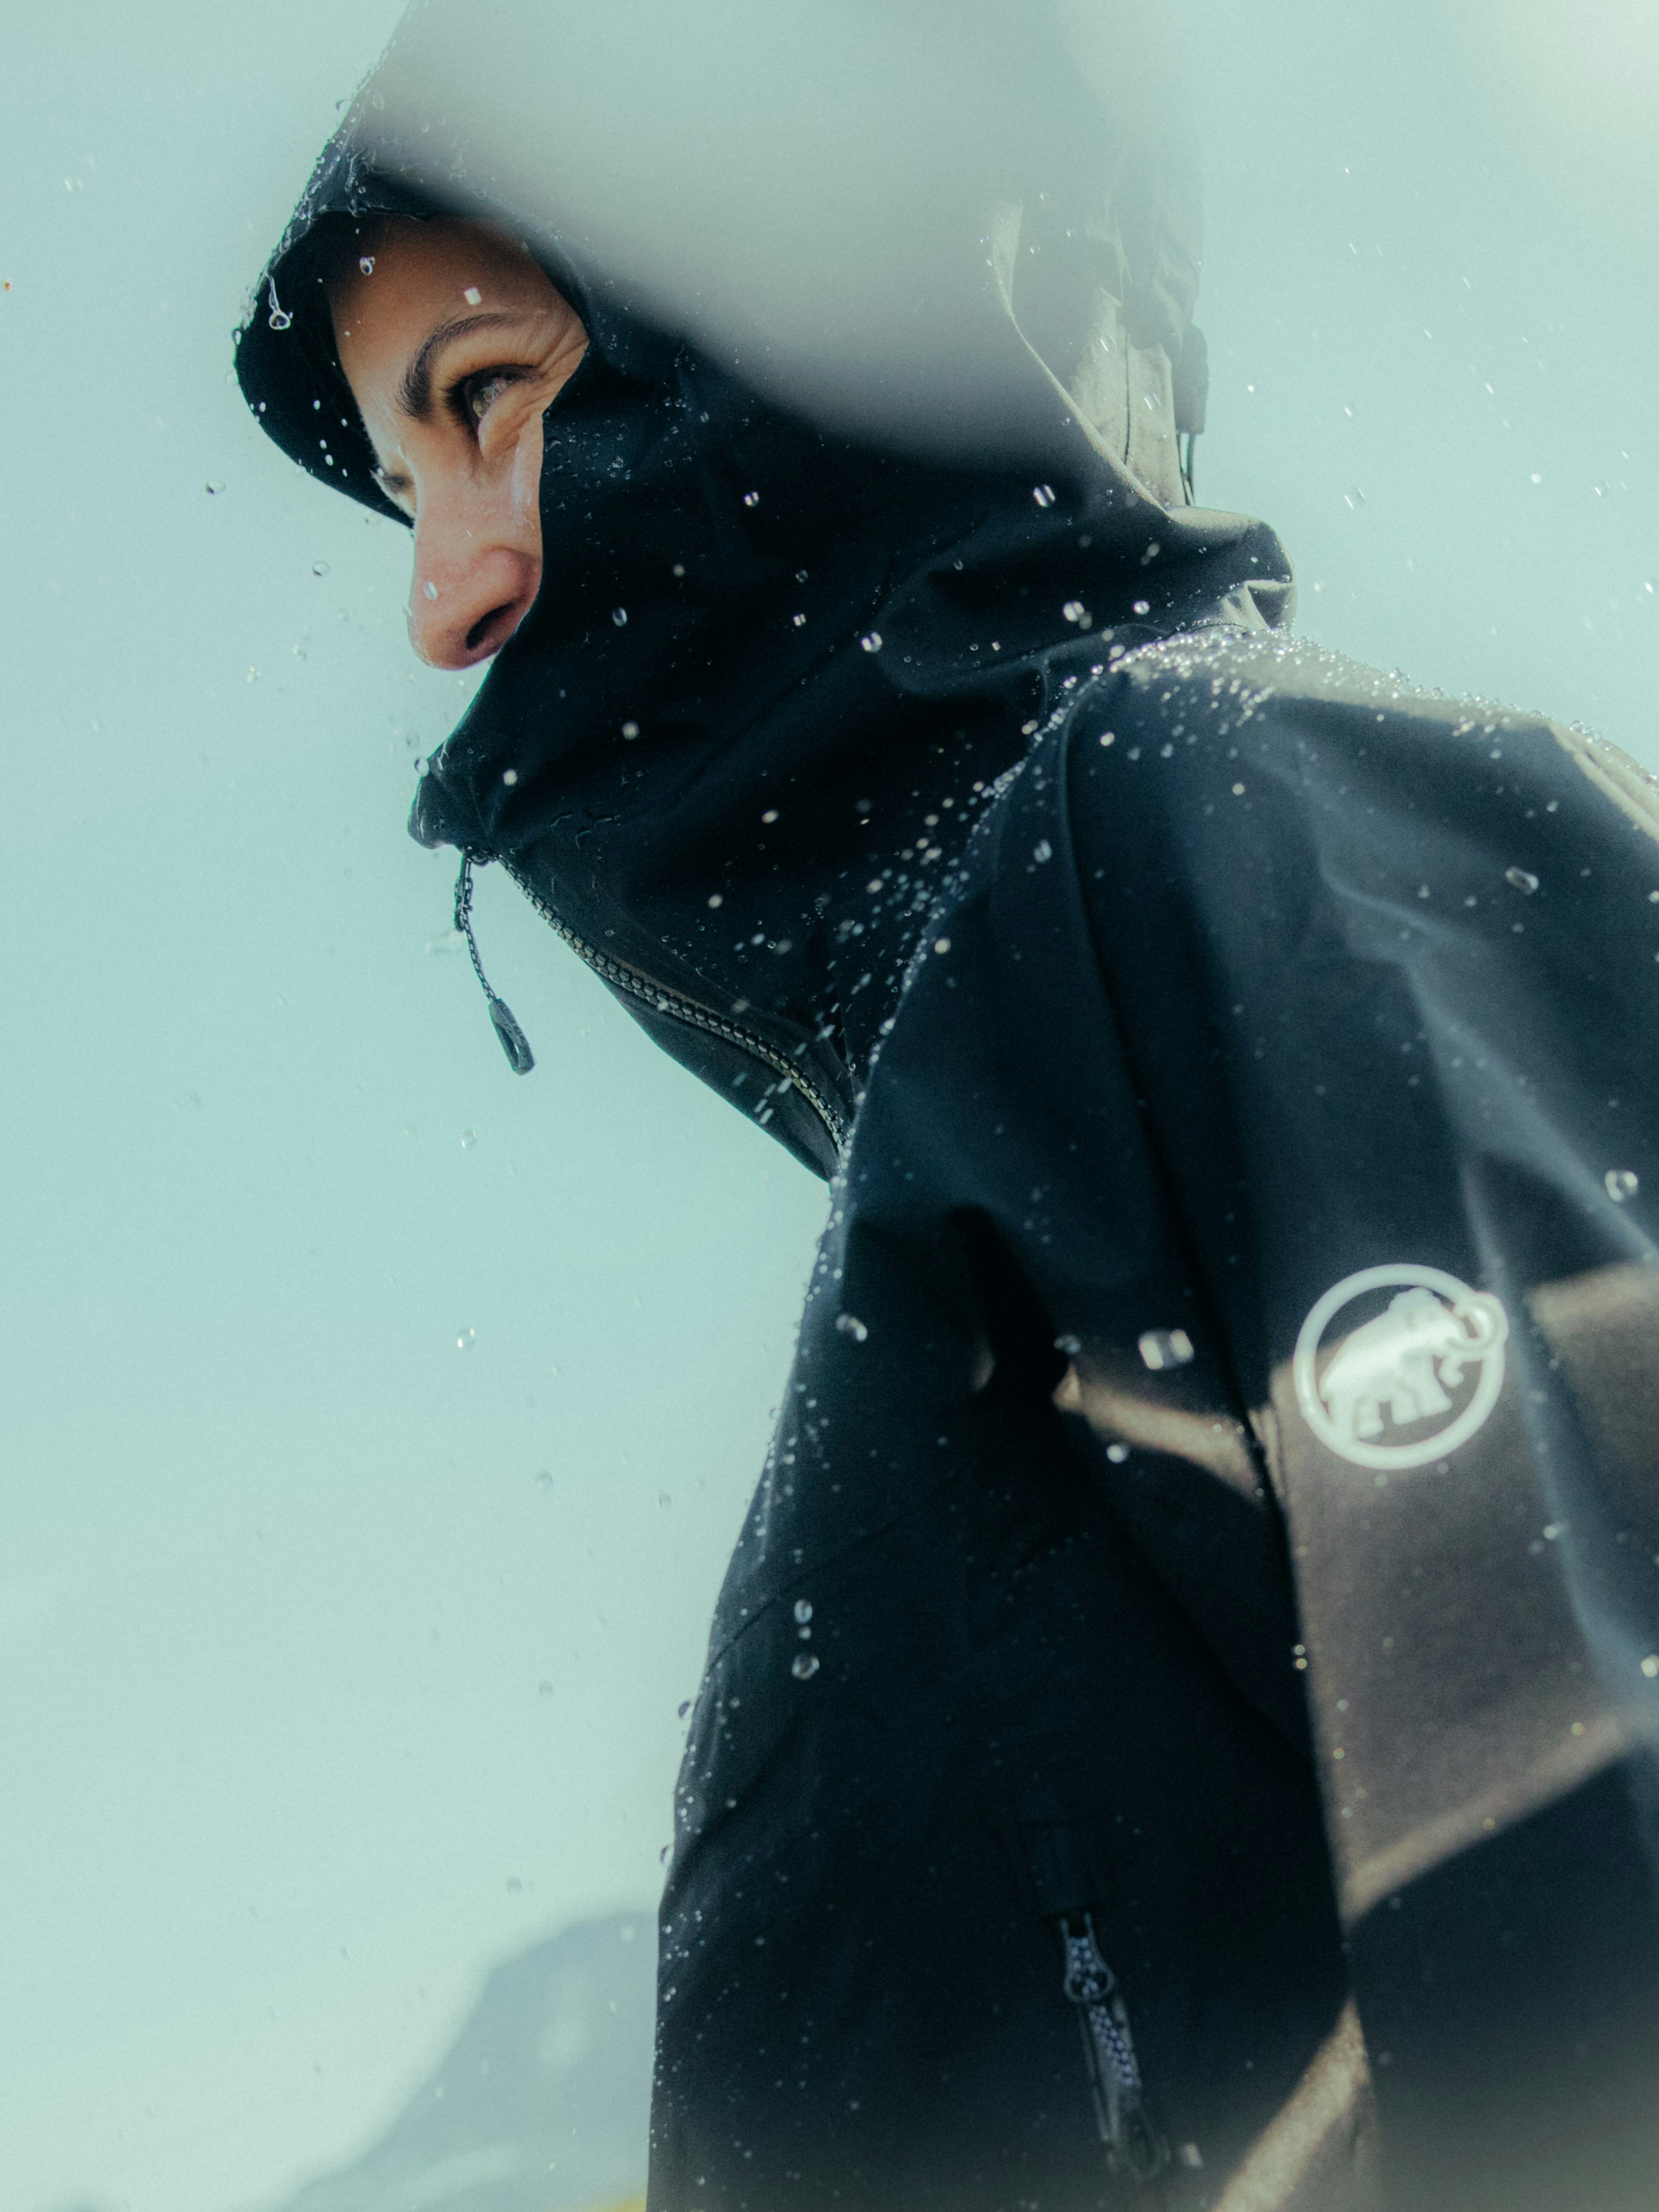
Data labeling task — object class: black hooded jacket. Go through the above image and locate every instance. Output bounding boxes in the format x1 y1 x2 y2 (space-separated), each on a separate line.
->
241 19 1659 2210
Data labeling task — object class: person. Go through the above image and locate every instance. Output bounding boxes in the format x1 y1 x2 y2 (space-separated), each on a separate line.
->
237 9 1659 2209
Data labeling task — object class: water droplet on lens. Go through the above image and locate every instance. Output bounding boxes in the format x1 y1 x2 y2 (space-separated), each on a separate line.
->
312 560 329 576
424 580 439 600
456 1327 476 1351
1062 600 1088 624
462 285 482 305
860 631 883 652
1032 484 1056 507
502 768 518 786
205 480 225 494
1033 839 1053 863
1106 1441 1130 1464
793 1598 813 1624
1643 1656 1659 1679
1054 1333 1082 1355
535 1470 554 1490
612 606 628 626
1606 1168 1640 1202
359 256 375 275
1138 1327 1195 1371
791 1653 820 1679
1132 599 1151 615
460 1129 476 1149
622 720 640 738
1505 867 1539 893
836 1313 868 1342
742 490 760 507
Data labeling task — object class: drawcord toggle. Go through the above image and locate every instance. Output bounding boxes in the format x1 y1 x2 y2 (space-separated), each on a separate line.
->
455 854 535 1074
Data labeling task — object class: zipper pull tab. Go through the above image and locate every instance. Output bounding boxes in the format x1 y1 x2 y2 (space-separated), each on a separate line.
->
455 855 535 1074
1060 1914 1169 2183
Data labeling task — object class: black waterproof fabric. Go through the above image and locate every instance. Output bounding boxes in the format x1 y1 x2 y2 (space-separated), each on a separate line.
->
241 32 1659 2211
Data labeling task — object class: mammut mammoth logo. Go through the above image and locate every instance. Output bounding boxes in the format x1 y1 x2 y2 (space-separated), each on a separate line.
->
1293 1264 1509 1470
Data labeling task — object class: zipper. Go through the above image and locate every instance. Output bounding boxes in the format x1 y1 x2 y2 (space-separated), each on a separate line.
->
456 853 847 1155
1059 1912 1169 2184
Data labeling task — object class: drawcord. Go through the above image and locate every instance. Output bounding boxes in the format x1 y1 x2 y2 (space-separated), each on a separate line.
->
455 854 535 1074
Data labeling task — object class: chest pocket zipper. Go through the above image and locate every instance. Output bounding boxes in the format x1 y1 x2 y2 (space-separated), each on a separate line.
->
1017 1819 1170 2186
1058 1910 1168 2184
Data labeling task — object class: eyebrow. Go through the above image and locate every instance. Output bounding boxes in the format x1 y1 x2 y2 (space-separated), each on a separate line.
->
396 309 522 421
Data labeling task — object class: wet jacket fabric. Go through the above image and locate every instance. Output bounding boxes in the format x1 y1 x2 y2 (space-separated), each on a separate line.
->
240 30 1659 2212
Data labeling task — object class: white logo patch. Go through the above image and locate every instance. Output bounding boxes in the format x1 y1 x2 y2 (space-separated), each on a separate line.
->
1294 1264 1509 1470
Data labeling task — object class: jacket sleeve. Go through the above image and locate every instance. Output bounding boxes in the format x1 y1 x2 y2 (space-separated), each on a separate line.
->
1062 627 1659 2207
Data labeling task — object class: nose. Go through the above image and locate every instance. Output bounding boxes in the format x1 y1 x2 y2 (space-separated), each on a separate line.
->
408 520 541 671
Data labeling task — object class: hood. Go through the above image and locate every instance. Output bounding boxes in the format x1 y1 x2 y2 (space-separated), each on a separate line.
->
237 0 1296 1171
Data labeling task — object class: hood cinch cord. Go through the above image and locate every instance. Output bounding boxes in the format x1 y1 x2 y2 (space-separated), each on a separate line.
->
455 853 535 1074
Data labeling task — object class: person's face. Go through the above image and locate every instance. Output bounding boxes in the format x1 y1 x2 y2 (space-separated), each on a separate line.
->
331 218 588 669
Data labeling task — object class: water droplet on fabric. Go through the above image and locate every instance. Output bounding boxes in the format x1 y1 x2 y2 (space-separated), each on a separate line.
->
793 1599 813 1624
1606 1168 1640 1202
791 1653 821 1679
1138 1327 1195 1371
1505 866 1539 893
860 631 883 652
1032 484 1056 507
836 1313 868 1342
612 606 628 626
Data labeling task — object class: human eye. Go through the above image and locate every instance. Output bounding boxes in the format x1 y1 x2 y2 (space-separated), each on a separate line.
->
452 366 525 429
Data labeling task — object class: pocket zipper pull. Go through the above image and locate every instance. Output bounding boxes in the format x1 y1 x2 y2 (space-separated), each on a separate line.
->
455 855 535 1074
1060 1913 1169 2183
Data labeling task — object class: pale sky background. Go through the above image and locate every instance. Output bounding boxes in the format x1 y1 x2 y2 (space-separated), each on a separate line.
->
4 4 1655 2210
